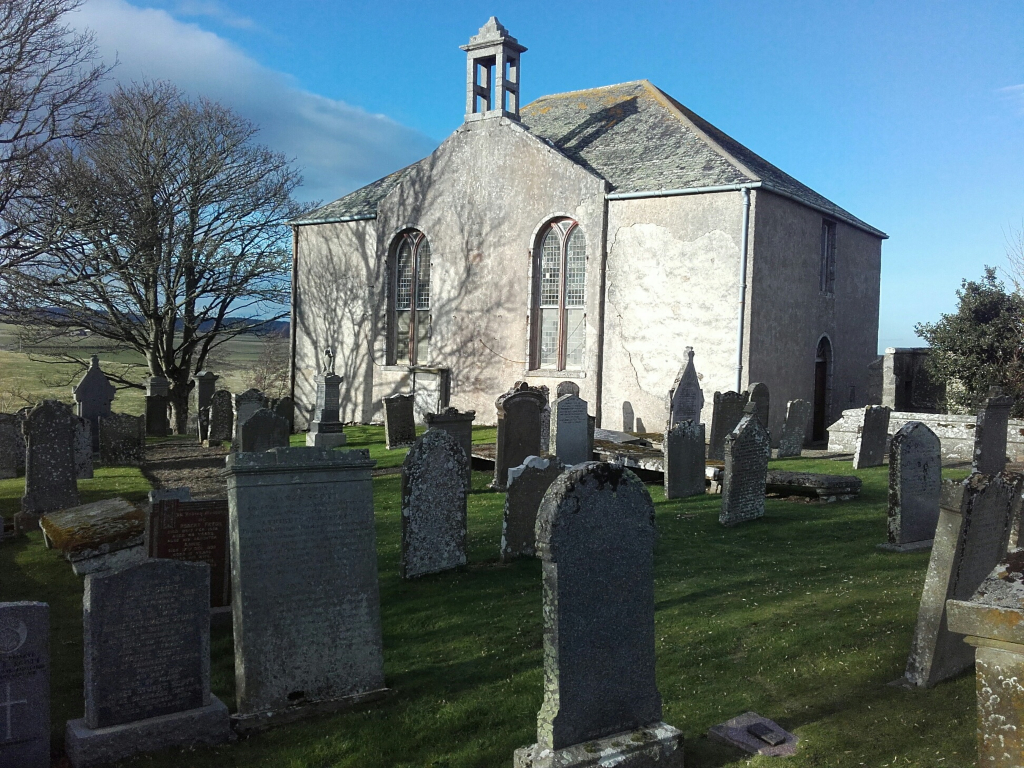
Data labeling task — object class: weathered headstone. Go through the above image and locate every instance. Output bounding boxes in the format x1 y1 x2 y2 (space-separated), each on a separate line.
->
708 390 750 461
65 560 230 767
0 601 49 768
494 382 546 488
556 381 580 398
144 376 170 437
401 430 469 579
903 473 1019 688
513 462 683 767
0 414 21 479
424 407 475 487
748 382 770 431
192 371 218 441
73 416 92 480
974 388 1014 475
539 386 551 454
73 355 115 451
238 408 290 453
22 400 79 515
98 413 146 466
719 405 771 527
232 388 264 448
852 404 891 469
777 399 811 458
307 371 346 448
664 420 706 499
225 447 387 729
383 393 416 450
500 456 563 562
881 421 942 552
550 393 590 466
273 396 294 433
206 390 233 445
147 498 231 608
668 346 704 429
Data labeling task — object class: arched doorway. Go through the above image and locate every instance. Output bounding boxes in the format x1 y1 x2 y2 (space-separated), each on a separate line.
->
812 336 832 443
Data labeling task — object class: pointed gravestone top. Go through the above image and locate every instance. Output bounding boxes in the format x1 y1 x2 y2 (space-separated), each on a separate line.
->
73 356 115 419
668 347 704 428
748 382 769 430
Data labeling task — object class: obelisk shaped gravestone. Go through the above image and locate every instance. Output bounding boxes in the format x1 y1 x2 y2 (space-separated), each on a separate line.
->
663 420 705 499
881 421 942 552
708 390 749 461
668 347 704 429
73 355 115 451
493 382 546 488
513 463 683 767
0 601 49 768
500 456 563 562
21 400 79 514
550 394 589 466
748 382 769 431
903 474 1019 688
974 388 1014 475
777 399 811 458
852 405 891 469
719 404 771 527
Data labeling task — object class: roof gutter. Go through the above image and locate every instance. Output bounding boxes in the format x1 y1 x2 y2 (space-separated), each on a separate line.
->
288 213 378 227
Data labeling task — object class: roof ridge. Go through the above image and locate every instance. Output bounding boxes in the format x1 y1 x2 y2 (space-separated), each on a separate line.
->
523 79 650 107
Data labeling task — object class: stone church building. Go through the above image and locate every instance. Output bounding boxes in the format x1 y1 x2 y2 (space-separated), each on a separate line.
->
290 17 886 443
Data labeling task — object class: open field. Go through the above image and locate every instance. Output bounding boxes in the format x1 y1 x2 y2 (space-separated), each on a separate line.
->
0 428 982 767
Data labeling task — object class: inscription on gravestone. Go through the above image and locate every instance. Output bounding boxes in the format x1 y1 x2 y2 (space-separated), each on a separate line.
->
664 420 706 500
708 391 749 461
383 393 416 450
0 601 49 768
550 394 589 466
668 347 704 428
884 421 941 550
147 499 231 608
852 405 891 469
720 406 771 527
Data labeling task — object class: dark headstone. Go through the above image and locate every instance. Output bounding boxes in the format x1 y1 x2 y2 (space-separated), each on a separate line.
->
764 470 861 501
974 388 1014 475
401 430 469 579
73 355 115 451
494 382 546 488
225 448 387 729
539 386 551 454
424 407 475 487
777 399 811 458
238 408 290 453
0 601 49 768
0 414 22 479
664 420 705 499
551 394 589 466
500 456 563 562
884 422 942 550
748 382 769 431
514 462 682 767
383 393 416 450
22 400 79 514
708 390 749 461
147 499 231 608
852 405 891 469
556 381 580 398
207 390 233 443
73 416 93 480
668 347 704 429
98 413 146 465
192 371 218 442
720 405 771 526
232 388 265 447
145 376 170 437
273 396 294 433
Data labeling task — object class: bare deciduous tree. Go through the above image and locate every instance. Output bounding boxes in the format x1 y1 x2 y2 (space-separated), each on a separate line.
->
4 81 311 432
244 331 290 399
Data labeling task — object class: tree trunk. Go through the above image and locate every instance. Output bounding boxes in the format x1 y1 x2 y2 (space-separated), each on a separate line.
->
168 376 191 435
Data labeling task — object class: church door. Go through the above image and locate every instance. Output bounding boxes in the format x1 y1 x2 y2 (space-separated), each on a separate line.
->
812 337 832 443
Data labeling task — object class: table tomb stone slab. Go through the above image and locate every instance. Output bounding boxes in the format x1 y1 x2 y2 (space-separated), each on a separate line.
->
708 390 749 461
424 407 475 486
500 456 563 562
720 406 771 526
748 382 770 431
882 421 942 551
551 394 590 466
225 448 387 729
98 413 145 465
853 405 891 469
0 415 21 479
514 462 683 768
207 390 233 444
494 382 547 488
664 420 706 499
668 346 704 429
232 389 265 447
777 399 811 458
383 393 416 450
401 430 469 579
903 473 1020 687
975 388 1014 475
40 498 145 575
238 408 290 453
764 470 861 501
73 356 115 451
0 602 49 768
22 400 79 514
147 498 231 608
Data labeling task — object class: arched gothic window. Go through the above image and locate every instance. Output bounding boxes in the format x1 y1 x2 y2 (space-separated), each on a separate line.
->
531 219 585 370
388 230 431 365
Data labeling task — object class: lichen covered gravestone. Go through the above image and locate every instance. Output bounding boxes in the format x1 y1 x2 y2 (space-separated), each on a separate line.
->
0 601 49 768
383 393 416 450
664 420 706 500
73 355 115 451
903 473 1019 688
514 463 683 768
668 346 704 429
493 382 546 488
777 399 811 458
550 393 590 466
882 421 941 552
206 390 233 444
238 408 290 453
852 404 891 469
65 560 229 767
500 456 563 562
748 381 770 431
424 407 475 486
225 447 387 729
708 390 749 461
22 400 79 515
974 388 1014 475
98 413 146 465
401 430 469 578
719 405 771 527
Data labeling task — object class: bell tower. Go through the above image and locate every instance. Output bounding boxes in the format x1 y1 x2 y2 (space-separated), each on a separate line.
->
460 17 526 122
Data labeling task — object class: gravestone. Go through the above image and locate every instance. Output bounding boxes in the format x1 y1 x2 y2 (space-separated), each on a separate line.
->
424 407 476 487
748 382 770 431
550 394 590 466
238 408 290 453
65 560 229 767
664 420 706 499
144 376 169 437
22 400 79 515
226 447 387 729
556 381 580 398
494 382 547 488
147 498 231 608
513 462 683 767
719 404 771 527
206 390 233 444
73 416 92 480
881 421 942 552
0 601 49 768
903 473 1019 688
73 355 115 451
974 388 1014 475
383 393 416 450
708 390 750 461
668 346 704 428
401 430 469 579
539 386 551 454
192 371 218 441
777 399 811 458
852 404 891 469
307 371 346 448
232 388 264 448
149 487 191 504
273 396 294 433
0 414 22 479
98 413 146 465
500 456 563 562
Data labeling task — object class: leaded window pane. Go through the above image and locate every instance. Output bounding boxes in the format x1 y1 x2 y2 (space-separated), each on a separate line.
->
540 229 561 307
539 308 558 368
395 310 410 362
415 310 430 363
565 228 586 308
396 240 413 310
565 308 585 368
416 239 431 310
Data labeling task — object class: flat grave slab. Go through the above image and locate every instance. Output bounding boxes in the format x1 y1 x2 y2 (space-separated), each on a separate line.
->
40 498 147 575
764 470 862 501
709 711 798 757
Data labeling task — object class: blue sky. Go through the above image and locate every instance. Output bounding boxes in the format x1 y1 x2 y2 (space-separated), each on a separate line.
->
71 0 1024 351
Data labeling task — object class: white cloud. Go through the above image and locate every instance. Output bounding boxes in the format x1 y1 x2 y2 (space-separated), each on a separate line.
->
72 0 437 204
172 0 255 30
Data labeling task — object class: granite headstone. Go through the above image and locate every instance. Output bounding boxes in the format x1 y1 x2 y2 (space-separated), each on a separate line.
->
664 420 706 500
424 407 475 487
748 382 770 431
493 382 546 488
550 393 590 466
500 456 563 562
852 404 891 469
98 413 145 465
708 390 750 461
147 498 231 608
974 388 1014 475
719 405 771 527
0 601 49 768
22 400 79 515
383 393 416 450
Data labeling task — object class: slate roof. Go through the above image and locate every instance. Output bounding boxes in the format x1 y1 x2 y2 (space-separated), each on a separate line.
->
294 79 884 237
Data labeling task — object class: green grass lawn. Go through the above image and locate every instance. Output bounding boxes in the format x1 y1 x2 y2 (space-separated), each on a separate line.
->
0 435 981 767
